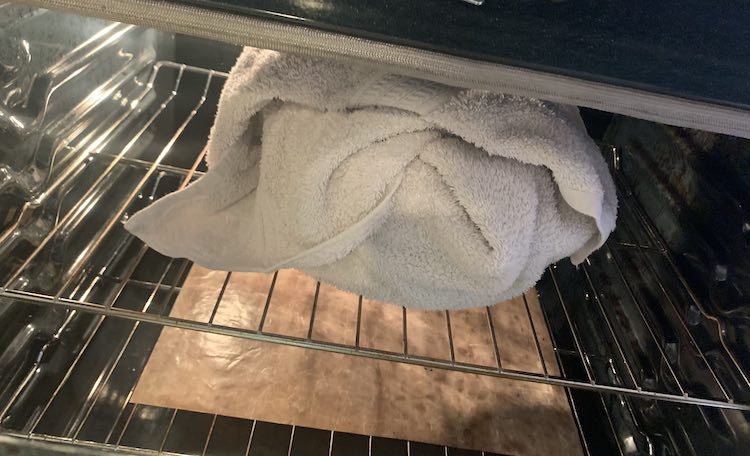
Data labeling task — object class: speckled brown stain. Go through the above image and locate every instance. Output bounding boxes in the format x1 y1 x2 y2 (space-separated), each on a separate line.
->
133 266 582 455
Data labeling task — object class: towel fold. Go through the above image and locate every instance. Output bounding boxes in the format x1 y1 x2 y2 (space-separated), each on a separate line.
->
125 47 617 310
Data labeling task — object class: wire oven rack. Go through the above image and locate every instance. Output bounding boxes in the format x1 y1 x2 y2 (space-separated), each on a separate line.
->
1 61 749 455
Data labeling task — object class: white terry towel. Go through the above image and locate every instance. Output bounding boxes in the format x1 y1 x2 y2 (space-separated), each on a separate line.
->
125 47 617 310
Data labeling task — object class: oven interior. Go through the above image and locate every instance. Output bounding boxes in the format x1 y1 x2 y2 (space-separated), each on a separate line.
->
0 6 749 455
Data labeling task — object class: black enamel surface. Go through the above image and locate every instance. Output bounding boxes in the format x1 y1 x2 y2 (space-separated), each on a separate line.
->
174 0 750 109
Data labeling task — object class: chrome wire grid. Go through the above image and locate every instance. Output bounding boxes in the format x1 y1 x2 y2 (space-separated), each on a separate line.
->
0 63 748 456
0 62 750 411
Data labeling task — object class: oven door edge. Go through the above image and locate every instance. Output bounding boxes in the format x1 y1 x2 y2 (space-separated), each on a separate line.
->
15 0 750 139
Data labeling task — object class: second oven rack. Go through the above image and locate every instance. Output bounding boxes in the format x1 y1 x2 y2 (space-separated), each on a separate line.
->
0 61 748 415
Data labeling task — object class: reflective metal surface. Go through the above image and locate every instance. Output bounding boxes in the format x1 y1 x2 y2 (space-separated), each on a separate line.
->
1 83 744 410
0 6 749 455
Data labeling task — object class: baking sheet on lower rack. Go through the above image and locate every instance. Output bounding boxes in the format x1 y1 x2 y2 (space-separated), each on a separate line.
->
132 266 583 456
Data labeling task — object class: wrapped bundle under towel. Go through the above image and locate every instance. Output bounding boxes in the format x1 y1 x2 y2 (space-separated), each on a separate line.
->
125 47 617 310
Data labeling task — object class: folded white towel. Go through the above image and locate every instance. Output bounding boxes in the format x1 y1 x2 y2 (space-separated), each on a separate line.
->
125 47 617 310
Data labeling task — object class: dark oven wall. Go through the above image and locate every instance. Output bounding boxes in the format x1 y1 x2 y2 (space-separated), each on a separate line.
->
604 117 750 454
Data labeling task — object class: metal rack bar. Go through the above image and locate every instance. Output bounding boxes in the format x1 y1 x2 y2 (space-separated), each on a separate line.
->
244 421 257 456
580 263 639 389
157 409 178 453
521 295 547 377
307 282 321 340
533 290 591 456
208 272 232 325
548 267 596 384
599 397 625 456
257 272 278 333
201 415 218 456
157 60 230 79
113 403 137 448
102 261 191 445
445 311 456 365
12 425 426 456
103 245 150 310
79 148 204 441
93 274 183 293
402 307 408 356
5 287 747 411
69 259 175 440
611 241 665 254
90 153 206 178
485 307 502 370
549 263 639 454
286 425 296 456
355 296 363 349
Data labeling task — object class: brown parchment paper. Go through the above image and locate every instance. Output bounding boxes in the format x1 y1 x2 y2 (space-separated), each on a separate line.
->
132 266 582 456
